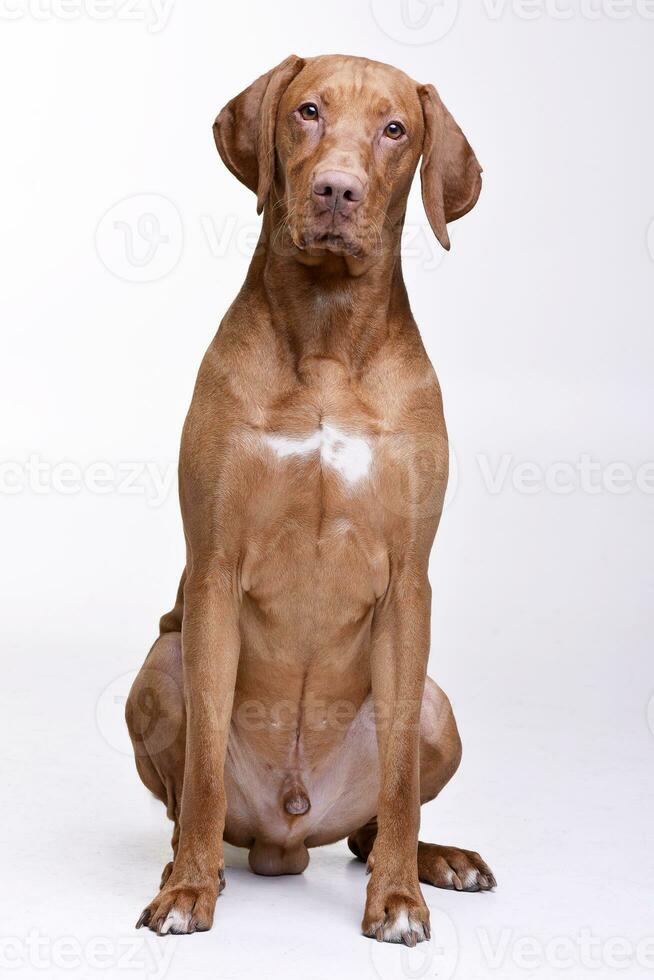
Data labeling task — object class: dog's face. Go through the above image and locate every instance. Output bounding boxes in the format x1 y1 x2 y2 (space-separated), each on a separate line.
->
214 54 482 259
274 57 426 258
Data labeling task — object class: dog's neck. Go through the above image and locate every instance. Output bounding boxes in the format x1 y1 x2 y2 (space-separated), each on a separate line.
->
249 210 412 374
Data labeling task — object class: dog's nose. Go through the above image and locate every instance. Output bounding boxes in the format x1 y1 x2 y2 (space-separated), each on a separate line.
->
312 170 365 215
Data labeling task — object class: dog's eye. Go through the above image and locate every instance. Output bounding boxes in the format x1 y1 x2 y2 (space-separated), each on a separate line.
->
384 121 405 140
299 103 319 121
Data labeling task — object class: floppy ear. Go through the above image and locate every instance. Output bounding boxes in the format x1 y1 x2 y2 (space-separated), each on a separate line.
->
213 55 305 214
419 84 482 251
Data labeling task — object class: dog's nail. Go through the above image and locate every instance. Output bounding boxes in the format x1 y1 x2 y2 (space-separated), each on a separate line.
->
135 909 150 929
452 874 463 891
403 930 417 947
375 926 384 942
424 923 431 940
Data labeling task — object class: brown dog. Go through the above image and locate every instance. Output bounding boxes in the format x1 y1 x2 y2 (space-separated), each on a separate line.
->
126 53 494 945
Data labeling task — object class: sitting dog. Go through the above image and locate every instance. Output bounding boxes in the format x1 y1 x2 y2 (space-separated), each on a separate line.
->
126 53 494 945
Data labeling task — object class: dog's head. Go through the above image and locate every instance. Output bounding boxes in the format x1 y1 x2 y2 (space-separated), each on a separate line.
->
214 54 481 259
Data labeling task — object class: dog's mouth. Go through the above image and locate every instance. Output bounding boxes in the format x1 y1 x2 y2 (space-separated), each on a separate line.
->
289 204 368 259
303 231 362 256
295 222 367 258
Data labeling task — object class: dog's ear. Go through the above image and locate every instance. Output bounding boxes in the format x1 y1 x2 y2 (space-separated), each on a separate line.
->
419 84 482 251
213 55 305 215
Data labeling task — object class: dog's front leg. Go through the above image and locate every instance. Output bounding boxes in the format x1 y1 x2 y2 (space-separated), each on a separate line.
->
137 563 240 935
362 570 431 946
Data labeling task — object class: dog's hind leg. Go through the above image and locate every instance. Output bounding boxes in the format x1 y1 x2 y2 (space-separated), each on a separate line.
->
126 631 186 891
348 678 496 892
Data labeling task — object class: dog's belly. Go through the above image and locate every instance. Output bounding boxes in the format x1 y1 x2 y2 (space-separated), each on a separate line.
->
230 526 382 838
223 691 381 859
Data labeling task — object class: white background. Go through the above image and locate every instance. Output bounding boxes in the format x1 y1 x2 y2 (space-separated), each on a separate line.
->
1 1 653 978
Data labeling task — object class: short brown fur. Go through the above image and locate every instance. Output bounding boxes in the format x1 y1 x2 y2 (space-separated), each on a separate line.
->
126 53 493 945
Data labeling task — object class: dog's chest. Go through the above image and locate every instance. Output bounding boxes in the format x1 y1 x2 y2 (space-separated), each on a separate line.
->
241 361 391 513
243 411 387 557
237 383 397 607
261 421 373 488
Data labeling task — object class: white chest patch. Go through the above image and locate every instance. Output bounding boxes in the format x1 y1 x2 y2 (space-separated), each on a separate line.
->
263 423 373 487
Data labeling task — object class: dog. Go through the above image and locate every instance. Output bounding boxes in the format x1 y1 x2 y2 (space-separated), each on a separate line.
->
126 53 494 945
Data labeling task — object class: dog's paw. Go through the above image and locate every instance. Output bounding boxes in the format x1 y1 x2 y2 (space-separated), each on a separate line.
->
362 875 430 946
363 905 430 945
418 844 496 892
136 873 224 935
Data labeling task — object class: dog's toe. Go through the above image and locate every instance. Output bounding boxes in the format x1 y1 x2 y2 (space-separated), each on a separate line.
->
365 907 430 945
418 844 496 892
362 886 431 946
159 908 191 935
136 882 218 936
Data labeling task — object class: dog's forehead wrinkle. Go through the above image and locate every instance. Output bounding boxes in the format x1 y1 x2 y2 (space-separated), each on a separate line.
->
319 86 403 120
308 52 413 82
299 54 416 108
